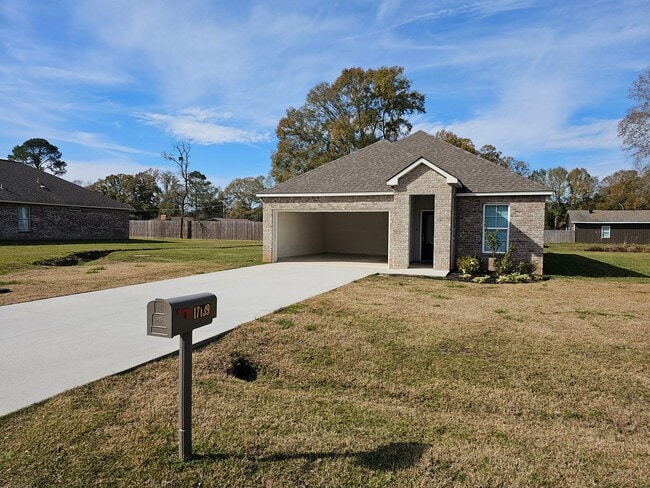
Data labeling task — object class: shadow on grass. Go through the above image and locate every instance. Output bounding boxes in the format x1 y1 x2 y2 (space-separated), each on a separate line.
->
195 441 428 471
545 252 648 278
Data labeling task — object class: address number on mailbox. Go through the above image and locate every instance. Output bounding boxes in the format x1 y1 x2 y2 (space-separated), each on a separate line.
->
147 293 217 338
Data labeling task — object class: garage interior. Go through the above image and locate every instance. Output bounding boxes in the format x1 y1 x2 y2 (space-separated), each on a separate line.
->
275 211 389 263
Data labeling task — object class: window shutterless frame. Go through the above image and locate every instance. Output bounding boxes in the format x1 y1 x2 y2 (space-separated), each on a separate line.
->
601 225 611 239
482 204 509 254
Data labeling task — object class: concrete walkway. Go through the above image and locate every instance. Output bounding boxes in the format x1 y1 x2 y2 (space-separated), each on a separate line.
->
0 261 390 416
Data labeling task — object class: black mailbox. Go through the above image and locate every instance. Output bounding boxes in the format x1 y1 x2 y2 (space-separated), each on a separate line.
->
147 293 217 338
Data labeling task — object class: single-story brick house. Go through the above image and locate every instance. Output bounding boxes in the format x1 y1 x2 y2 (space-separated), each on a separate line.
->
258 131 551 275
0 158 131 241
566 210 650 244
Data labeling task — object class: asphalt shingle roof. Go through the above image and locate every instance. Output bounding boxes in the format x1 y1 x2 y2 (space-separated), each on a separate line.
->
0 159 132 210
260 131 549 195
567 210 650 223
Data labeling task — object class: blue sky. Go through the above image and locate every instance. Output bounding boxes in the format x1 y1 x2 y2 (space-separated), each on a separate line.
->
1 0 648 189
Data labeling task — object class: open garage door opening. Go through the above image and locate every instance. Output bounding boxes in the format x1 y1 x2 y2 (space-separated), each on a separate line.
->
275 211 389 265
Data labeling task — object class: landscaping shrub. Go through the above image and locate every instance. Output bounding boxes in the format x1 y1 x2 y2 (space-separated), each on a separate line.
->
456 255 481 275
471 275 491 283
584 243 650 253
494 247 515 275
515 260 537 275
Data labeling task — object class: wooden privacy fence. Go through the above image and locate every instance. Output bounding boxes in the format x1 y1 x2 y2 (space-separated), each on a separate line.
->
129 220 262 241
544 229 575 243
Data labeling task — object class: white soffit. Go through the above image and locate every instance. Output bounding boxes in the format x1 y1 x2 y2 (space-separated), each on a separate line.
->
386 157 460 187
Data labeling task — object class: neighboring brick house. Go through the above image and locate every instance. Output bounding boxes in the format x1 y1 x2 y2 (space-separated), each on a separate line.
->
258 131 551 275
566 210 650 244
0 159 131 241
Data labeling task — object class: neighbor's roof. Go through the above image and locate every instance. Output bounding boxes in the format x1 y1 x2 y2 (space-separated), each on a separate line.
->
0 159 132 210
259 131 550 196
567 209 650 224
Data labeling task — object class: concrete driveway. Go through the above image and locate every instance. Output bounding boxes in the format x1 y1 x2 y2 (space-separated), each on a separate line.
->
0 261 386 416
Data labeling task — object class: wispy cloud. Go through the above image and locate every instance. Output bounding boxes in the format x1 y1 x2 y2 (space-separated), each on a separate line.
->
1 0 649 181
136 108 271 145
55 131 155 155
63 158 155 185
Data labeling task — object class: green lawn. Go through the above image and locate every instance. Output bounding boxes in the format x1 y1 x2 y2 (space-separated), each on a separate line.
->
544 242 650 279
0 239 262 275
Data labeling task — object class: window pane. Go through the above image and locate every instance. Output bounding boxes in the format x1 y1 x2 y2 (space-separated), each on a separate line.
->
484 205 509 229
495 206 509 227
496 230 507 252
17 207 30 232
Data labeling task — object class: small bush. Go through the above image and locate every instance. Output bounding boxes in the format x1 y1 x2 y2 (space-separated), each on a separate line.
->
516 260 537 275
494 247 516 275
456 255 481 275
471 275 491 284
512 272 532 283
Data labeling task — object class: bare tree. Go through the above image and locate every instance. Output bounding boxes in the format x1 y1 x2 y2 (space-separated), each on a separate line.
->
162 141 192 238
618 68 650 169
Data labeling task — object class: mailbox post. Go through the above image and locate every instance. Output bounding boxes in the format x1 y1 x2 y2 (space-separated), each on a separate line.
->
147 293 217 460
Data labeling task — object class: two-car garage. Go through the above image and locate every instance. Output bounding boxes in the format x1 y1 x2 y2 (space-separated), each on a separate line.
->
274 211 389 263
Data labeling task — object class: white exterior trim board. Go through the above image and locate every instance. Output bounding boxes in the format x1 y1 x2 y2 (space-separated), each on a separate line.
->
457 191 552 197
257 192 393 198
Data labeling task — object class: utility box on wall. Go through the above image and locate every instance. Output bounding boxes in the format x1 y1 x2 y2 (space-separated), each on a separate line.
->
147 293 217 338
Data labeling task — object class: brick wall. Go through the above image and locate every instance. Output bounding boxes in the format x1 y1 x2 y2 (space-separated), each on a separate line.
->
391 164 454 271
261 183 546 273
0 203 129 241
455 195 546 273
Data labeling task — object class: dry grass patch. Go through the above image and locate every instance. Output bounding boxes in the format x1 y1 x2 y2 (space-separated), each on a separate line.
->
1 276 648 487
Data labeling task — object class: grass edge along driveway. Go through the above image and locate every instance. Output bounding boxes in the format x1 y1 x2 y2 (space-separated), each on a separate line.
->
0 239 263 305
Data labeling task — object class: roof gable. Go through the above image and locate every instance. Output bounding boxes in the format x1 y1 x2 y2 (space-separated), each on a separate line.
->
394 131 549 194
386 157 460 187
0 159 132 210
260 130 551 196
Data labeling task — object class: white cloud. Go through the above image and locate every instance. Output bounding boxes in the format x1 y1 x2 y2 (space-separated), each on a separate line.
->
57 131 155 155
136 109 271 145
63 158 154 186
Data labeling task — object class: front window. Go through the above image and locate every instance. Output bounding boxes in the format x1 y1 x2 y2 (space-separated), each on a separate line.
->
483 204 509 253
18 207 31 232
601 225 611 239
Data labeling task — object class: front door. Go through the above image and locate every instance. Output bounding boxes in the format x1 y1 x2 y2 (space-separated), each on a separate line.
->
421 210 434 262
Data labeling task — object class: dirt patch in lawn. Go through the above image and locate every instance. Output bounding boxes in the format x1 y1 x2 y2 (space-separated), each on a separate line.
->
32 250 116 266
